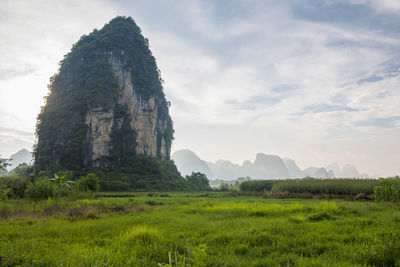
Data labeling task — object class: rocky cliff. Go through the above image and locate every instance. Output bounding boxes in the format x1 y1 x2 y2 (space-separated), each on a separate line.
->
35 17 173 170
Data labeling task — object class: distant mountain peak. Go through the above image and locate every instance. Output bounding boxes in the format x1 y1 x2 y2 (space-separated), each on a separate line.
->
171 149 213 178
7 148 32 171
171 149 368 180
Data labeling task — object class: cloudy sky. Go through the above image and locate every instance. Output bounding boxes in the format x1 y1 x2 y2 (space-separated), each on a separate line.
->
0 0 399 176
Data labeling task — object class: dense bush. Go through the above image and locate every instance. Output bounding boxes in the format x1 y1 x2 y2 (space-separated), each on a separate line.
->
26 178 58 201
99 179 131 192
374 177 400 202
0 185 8 201
271 178 378 196
77 173 100 192
0 174 28 199
240 180 277 192
97 157 189 191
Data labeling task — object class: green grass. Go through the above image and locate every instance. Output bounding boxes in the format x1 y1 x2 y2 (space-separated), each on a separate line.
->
0 194 399 266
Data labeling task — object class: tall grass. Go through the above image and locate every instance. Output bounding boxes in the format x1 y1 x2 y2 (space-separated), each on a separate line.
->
374 177 400 201
239 180 276 192
235 178 378 198
272 178 377 195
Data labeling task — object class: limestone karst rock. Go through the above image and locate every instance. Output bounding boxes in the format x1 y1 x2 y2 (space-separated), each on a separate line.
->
34 17 173 170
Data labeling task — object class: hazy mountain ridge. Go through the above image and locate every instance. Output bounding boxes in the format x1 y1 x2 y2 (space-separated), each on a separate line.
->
171 149 213 178
172 149 369 180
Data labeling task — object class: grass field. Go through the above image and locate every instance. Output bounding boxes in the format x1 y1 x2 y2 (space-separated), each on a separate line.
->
1 193 400 266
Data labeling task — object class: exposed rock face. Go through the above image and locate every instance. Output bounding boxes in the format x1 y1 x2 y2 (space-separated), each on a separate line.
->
85 52 169 167
34 17 173 170
85 107 114 167
108 52 168 157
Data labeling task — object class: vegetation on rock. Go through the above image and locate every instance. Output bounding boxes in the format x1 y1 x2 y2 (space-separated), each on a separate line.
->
34 16 173 170
32 16 185 191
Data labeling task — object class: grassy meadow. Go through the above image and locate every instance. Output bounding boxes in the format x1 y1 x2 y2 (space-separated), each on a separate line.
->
1 193 400 266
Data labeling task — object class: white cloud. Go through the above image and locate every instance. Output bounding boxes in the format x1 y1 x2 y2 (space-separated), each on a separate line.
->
0 0 120 157
345 0 400 13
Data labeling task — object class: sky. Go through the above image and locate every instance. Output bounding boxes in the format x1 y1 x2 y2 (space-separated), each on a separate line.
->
0 0 399 177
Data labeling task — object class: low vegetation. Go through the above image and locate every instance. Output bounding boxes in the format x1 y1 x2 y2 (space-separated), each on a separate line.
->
0 194 399 266
1 159 399 265
0 169 99 202
239 178 382 200
239 180 276 192
0 164 212 203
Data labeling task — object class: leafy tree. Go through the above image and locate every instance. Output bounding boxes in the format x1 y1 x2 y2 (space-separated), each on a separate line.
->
218 183 229 192
11 163 34 176
0 155 10 171
185 172 210 191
